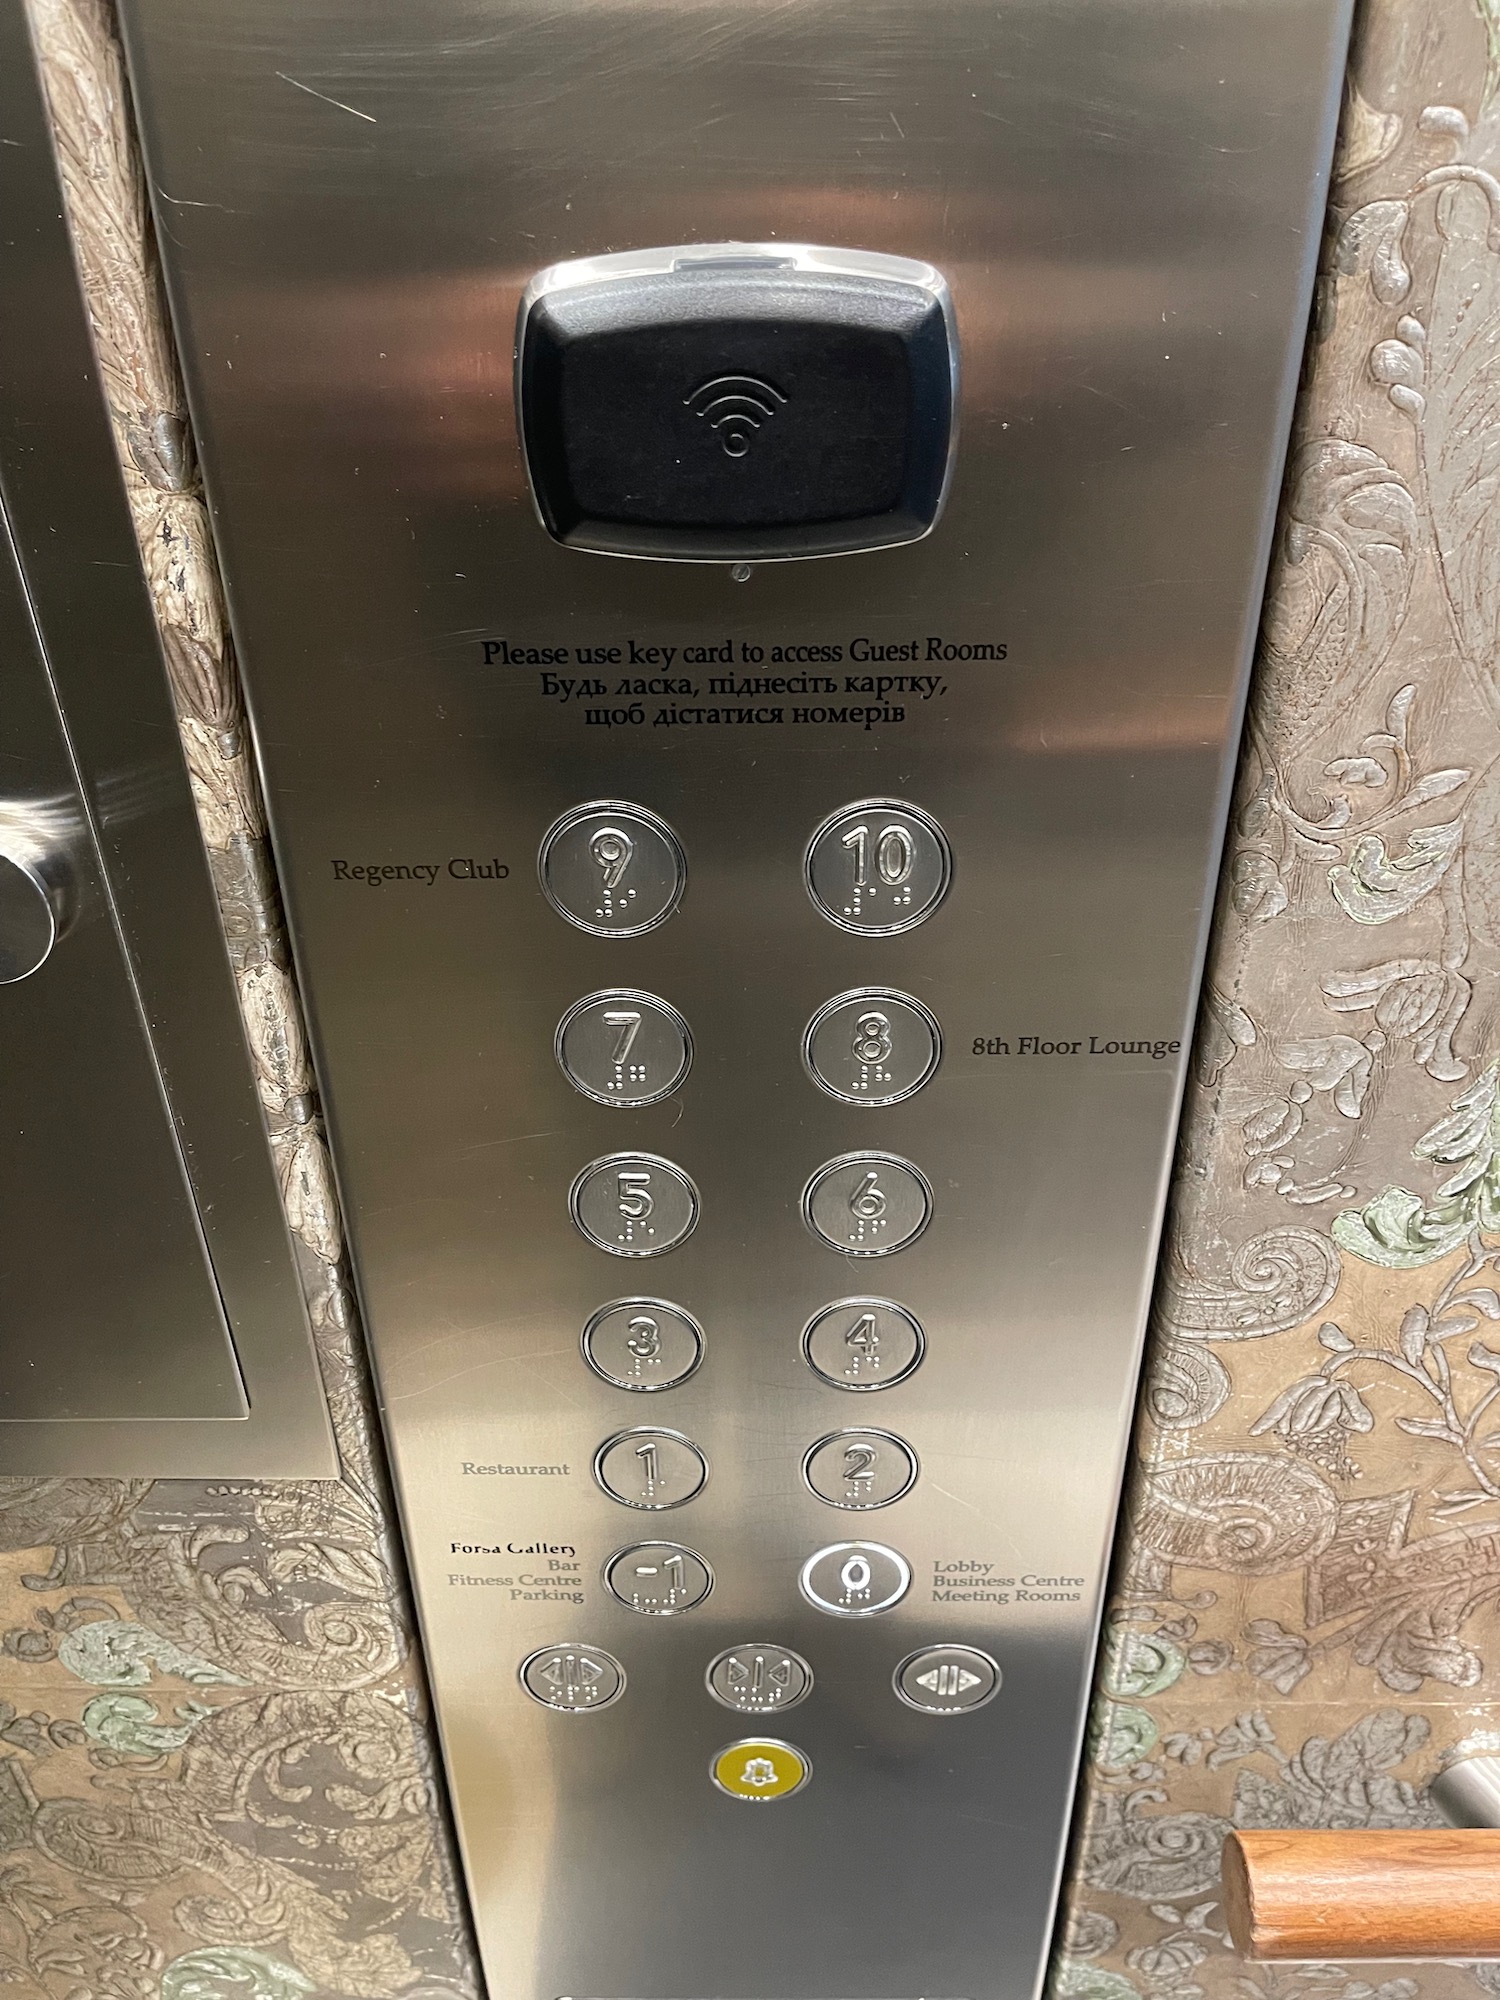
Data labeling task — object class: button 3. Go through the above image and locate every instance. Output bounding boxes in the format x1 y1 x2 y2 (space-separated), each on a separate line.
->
604 1541 712 1615
556 989 692 1107
801 1151 932 1257
582 1298 704 1391
710 1738 811 1802
802 1297 925 1391
802 988 941 1106
519 1643 625 1713
804 799 950 936
594 1427 707 1509
705 1643 813 1715
893 1644 1002 1715
803 1428 917 1509
799 1540 911 1617
539 800 686 937
570 1152 699 1256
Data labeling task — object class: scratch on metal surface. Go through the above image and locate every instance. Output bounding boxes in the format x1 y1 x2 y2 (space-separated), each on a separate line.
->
274 71 377 123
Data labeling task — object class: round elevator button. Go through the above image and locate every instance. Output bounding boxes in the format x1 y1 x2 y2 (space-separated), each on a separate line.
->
539 800 686 937
802 1428 917 1509
594 1427 707 1509
556 989 692 1107
804 799 950 936
582 1298 704 1391
801 1297 925 1391
798 1540 911 1617
519 1642 626 1713
570 1152 700 1257
705 1643 813 1715
893 1644 1002 1715
710 1738 811 1802
604 1541 713 1615
802 988 941 1106
801 1152 932 1258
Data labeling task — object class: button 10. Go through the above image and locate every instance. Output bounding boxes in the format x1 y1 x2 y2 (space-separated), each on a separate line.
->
804 798 951 935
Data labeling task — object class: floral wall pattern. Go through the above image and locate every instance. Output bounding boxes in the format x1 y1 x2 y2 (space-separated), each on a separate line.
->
1055 0 1500 1994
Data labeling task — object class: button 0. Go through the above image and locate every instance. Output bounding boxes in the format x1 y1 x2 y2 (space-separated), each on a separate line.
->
556 989 692 1107
804 799 951 936
539 800 686 937
570 1152 699 1257
710 1738 811 1802
582 1298 704 1391
803 988 941 1106
893 1645 1002 1715
802 1297 925 1390
802 1152 932 1258
604 1541 712 1614
799 1541 911 1617
705 1643 813 1715
803 1429 917 1509
519 1643 625 1713
594 1427 707 1509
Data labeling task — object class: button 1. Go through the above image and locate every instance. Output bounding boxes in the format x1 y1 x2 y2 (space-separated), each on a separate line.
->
802 988 941 1106
801 1152 932 1257
570 1152 700 1257
804 799 950 936
799 1540 911 1617
893 1644 1002 1715
802 1297 925 1391
556 989 692 1107
582 1298 704 1391
710 1738 811 1802
519 1643 625 1713
604 1541 713 1615
705 1643 813 1715
594 1427 707 1509
539 800 686 937
803 1429 917 1509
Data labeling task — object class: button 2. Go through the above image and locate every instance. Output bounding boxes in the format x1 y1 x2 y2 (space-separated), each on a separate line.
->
594 1427 707 1509
801 1152 932 1257
804 799 950 936
604 1541 713 1614
799 1540 911 1617
893 1645 1002 1715
710 1738 811 1802
705 1643 813 1714
570 1152 699 1256
803 987 941 1106
803 1428 917 1509
556 989 692 1107
519 1643 626 1713
802 1297 925 1391
539 800 686 937
582 1298 704 1391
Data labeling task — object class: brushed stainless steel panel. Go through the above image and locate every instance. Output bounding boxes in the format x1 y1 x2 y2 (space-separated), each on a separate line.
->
114 0 1351 1990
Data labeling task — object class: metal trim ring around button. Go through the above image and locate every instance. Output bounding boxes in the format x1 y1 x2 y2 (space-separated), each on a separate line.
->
802 1427 918 1509
518 1642 627 1713
798 1540 912 1617
892 1644 1003 1715
581 1297 705 1391
593 1426 708 1509
800 986 942 1107
704 1642 814 1715
569 1151 700 1257
537 798 687 938
603 1541 714 1615
709 1737 812 1802
555 987 693 1107
803 797 952 937
800 1296 926 1391
800 1150 933 1258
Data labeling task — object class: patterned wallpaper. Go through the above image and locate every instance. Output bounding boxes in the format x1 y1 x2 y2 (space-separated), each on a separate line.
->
1054 0 1500 1993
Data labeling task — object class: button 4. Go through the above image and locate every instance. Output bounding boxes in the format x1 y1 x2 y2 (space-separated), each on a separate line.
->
710 1738 811 1802
802 1297 925 1390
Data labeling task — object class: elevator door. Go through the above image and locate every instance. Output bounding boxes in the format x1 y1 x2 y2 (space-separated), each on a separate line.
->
115 2 1351 1995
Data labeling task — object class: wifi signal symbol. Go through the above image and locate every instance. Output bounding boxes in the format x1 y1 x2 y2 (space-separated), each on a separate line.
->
684 374 787 459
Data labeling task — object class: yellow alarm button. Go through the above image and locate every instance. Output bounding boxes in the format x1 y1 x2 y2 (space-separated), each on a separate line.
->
710 1738 811 1802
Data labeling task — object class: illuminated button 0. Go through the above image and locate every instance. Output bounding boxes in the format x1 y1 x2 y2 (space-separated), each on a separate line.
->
893 1644 1002 1715
798 1540 911 1617
710 1738 811 1802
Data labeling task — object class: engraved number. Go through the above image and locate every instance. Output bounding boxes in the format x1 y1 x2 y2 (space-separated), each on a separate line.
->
634 1439 660 1491
842 1444 877 1487
663 1551 684 1592
853 1010 893 1064
617 1170 654 1220
840 1554 872 1596
849 1171 887 1222
839 822 914 890
845 1311 879 1357
590 826 634 889
626 1313 661 1361
602 1008 643 1065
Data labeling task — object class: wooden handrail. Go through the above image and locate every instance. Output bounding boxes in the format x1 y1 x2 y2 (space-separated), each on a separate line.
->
1223 1829 1500 1959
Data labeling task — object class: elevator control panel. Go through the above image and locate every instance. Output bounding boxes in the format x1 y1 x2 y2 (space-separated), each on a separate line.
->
118 0 1353 1990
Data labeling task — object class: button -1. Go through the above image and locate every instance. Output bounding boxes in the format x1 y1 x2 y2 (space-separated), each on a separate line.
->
801 1151 932 1257
804 799 950 936
802 988 941 1107
710 1738 811 1802
799 1540 911 1617
604 1541 713 1615
594 1427 707 1509
893 1644 1002 1715
803 1428 917 1509
556 989 692 1107
539 800 686 937
705 1643 813 1715
802 1297 925 1391
519 1642 625 1713
570 1152 699 1257
582 1298 704 1391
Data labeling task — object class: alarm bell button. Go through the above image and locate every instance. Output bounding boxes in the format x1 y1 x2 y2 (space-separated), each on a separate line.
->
710 1737 811 1801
